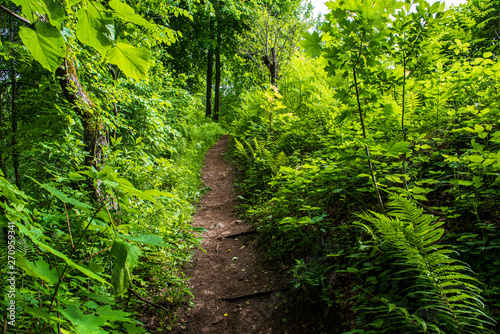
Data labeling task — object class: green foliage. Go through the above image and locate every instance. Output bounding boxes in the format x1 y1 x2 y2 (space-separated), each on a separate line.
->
353 194 491 333
19 22 66 72
6 0 185 79
229 1 500 332
0 7 224 330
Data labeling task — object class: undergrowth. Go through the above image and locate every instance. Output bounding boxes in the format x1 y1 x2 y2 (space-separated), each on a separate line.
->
226 1 500 332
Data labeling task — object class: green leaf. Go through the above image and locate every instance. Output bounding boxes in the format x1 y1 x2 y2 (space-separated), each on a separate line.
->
17 258 59 284
109 239 142 295
16 223 110 286
118 233 171 247
96 304 132 322
60 305 107 334
22 305 65 324
68 172 86 181
469 155 484 163
106 39 150 80
109 0 157 30
300 31 323 57
123 323 147 333
19 23 65 72
41 184 92 211
12 0 45 23
42 0 65 29
380 140 411 158
89 262 104 273
76 4 114 54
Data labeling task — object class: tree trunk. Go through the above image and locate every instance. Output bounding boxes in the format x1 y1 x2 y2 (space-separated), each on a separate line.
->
205 12 215 118
10 64 19 188
262 47 279 87
56 59 106 201
214 0 221 121
214 42 221 121
270 47 278 87
206 45 214 118
9 15 20 188
108 64 119 142
0 92 6 177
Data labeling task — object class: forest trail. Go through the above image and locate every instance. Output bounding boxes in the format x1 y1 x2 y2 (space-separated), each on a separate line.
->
171 135 291 334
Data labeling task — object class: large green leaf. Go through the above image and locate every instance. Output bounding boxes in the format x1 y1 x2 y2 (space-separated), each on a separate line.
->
42 0 65 30
17 258 59 284
118 233 172 247
41 184 92 211
22 305 65 325
60 305 107 334
12 0 45 23
16 223 110 286
300 31 323 58
96 304 132 322
379 140 412 158
76 3 114 54
19 22 65 72
109 0 156 30
106 39 150 80
109 239 142 295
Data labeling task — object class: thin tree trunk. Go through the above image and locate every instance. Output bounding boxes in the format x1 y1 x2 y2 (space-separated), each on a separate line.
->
205 11 215 118
206 47 214 117
262 47 278 87
353 67 385 214
108 64 119 142
214 0 221 121
214 43 221 121
9 15 20 188
0 92 6 177
271 47 278 87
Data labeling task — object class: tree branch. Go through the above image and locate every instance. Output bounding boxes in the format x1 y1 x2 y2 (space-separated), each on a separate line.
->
0 5 34 28
128 288 169 312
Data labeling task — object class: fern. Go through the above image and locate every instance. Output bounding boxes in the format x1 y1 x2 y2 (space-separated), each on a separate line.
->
233 138 248 161
398 91 422 114
354 194 493 333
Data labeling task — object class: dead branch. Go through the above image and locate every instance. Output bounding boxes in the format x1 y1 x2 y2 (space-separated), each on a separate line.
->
219 288 288 302
128 288 170 312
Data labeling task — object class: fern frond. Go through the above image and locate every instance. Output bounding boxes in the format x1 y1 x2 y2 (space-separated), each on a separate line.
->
233 138 247 160
397 91 422 114
355 194 492 333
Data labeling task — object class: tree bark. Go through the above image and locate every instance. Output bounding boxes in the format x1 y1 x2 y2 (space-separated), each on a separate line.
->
262 47 278 87
9 15 20 188
56 59 106 201
214 42 221 121
205 43 214 117
0 92 6 177
108 64 119 142
213 0 221 121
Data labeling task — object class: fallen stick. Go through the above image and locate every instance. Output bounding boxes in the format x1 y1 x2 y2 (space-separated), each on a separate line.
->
128 288 169 312
219 288 288 302
221 229 257 239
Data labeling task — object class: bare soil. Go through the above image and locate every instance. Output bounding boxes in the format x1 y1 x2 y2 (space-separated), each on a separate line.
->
169 135 338 334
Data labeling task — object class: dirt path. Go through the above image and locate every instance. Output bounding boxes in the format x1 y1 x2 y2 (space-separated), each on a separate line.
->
171 135 290 334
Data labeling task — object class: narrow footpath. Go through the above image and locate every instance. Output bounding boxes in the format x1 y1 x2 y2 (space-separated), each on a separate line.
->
171 135 290 333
